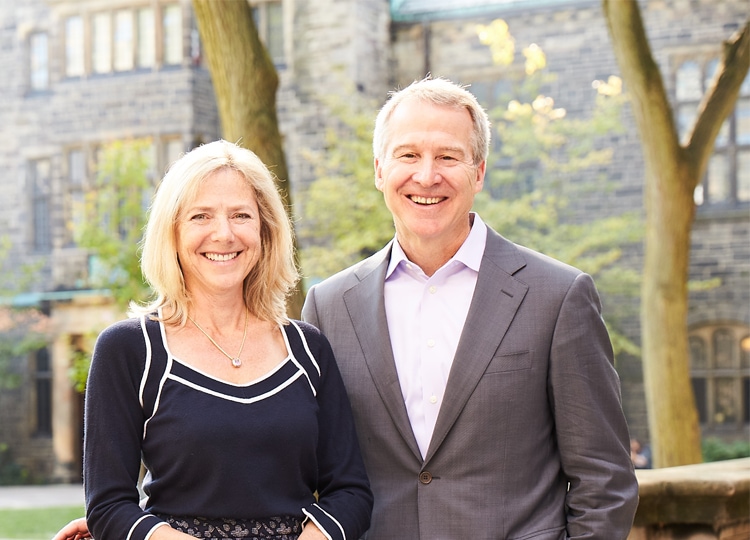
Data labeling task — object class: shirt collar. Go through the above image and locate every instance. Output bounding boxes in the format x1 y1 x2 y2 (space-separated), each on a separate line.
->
386 212 487 279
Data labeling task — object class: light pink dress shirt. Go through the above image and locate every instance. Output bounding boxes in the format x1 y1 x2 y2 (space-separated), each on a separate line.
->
384 213 487 458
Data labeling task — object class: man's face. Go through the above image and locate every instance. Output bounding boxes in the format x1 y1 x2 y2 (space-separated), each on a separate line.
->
375 98 485 252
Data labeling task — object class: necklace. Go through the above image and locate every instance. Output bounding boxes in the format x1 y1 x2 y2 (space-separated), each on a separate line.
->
189 309 248 368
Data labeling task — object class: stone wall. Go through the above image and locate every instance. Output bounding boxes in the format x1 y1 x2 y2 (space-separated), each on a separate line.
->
630 458 750 540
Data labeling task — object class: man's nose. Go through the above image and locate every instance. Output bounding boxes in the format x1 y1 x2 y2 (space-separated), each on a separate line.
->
412 159 442 186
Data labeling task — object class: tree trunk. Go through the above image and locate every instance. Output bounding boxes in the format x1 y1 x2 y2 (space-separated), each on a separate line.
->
192 0 304 318
602 0 749 467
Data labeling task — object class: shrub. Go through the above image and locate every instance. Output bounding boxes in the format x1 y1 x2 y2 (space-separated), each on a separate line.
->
702 437 750 462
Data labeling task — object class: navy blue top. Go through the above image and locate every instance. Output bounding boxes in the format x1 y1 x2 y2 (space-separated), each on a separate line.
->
84 316 372 540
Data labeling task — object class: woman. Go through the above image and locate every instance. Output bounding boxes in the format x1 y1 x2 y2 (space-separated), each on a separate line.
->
54 140 372 540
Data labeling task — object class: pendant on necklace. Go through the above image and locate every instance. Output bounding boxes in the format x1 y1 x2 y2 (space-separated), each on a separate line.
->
231 357 242 368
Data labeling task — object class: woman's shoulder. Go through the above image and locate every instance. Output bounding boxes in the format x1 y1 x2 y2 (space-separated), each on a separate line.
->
96 315 155 350
90 316 155 381
284 319 336 369
288 318 323 338
285 319 334 351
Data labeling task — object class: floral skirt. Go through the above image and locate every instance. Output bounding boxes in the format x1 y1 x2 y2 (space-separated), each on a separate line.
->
155 514 302 539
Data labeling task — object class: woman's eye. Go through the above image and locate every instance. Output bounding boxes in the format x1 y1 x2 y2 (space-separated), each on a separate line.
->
191 214 207 221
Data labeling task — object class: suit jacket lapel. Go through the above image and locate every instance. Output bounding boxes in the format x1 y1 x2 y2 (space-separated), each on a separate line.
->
343 243 423 460
426 230 529 462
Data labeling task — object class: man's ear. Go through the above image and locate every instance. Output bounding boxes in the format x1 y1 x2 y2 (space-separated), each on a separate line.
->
474 160 487 193
374 157 384 191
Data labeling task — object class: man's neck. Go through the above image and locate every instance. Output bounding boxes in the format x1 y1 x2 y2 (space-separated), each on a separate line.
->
396 215 475 277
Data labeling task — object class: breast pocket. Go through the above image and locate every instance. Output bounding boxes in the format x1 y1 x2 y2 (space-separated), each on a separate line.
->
484 350 532 374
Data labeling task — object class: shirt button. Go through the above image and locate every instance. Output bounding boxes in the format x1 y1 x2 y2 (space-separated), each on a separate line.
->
427 339 435 347
429 286 437 294
429 395 438 404
419 471 433 484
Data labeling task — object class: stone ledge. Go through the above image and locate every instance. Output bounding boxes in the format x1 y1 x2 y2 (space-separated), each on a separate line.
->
632 458 750 531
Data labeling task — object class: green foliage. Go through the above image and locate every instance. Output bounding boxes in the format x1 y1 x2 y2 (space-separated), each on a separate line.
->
0 239 51 390
67 139 155 392
298 87 394 283
299 22 643 356
474 23 641 356
0 238 42 296
68 335 96 394
702 437 750 462
74 139 154 308
0 309 49 390
0 443 31 485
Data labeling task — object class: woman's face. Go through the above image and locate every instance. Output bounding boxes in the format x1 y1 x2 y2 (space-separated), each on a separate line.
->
176 168 262 300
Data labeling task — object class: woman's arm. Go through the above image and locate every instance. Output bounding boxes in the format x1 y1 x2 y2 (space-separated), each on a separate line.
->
84 320 167 540
298 324 373 540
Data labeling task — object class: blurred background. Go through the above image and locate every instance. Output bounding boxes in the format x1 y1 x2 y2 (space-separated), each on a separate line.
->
0 0 748 494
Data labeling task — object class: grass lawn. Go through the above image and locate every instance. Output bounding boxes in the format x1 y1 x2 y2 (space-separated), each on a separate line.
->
0 506 85 540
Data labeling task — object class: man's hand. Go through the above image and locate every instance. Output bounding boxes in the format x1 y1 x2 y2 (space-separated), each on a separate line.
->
299 521 328 540
51 517 91 540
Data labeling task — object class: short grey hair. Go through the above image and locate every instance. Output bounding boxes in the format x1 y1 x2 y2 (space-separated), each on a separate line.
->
373 76 491 166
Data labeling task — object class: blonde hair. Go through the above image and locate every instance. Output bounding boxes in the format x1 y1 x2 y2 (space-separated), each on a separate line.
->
131 140 298 326
373 76 491 166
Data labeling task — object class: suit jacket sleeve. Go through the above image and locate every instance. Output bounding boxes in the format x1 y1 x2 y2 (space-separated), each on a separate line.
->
549 272 638 538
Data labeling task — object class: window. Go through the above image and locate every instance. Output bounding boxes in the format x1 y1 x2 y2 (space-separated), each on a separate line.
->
65 16 85 77
29 32 49 90
30 159 52 252
92 12 112 73
251 0 284 65
137 8 156 68
162 4 183 66
676 58 750 208
690 323 750 433
64 4 182 76
34 347 53 436
163 138 184 173
67 149 87 245
114 9 135 72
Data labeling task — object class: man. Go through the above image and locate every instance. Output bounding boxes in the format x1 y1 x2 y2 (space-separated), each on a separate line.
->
302 77 638 539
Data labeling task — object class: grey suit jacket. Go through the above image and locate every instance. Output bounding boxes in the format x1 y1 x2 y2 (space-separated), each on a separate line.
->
302 227 638 540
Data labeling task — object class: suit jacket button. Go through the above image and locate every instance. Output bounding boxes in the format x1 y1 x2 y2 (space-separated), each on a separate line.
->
419 471 432 484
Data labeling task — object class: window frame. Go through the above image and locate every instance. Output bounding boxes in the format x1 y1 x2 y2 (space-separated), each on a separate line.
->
65 15 85 78
673 53 750 211
113 8 136 72
161 3 184 67
91 10 113 74
250 0 285 67
60 2 184 78
33 347 53 437
29 31 50 91
689 323 750 435
29 158 53 253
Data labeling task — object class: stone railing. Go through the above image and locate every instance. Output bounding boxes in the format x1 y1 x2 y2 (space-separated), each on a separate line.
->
628 457 750 539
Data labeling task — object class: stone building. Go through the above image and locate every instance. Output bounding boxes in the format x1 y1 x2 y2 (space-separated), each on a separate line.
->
0 0 746 483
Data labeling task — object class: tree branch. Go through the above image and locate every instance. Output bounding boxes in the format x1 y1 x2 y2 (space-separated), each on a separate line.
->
686 21 750 178
602 0 683 174
192 0 279 147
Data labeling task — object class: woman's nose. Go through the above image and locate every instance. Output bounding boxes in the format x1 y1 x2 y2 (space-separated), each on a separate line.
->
212 216 234 240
